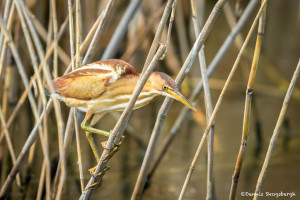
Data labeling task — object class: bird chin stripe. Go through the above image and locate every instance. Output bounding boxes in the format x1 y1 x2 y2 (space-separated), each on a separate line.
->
89 91 160 105
114 90 160 100
98 94 157 112
76 107 88 113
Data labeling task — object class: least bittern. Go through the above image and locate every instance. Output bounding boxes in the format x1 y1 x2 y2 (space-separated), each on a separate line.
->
46 59 195 173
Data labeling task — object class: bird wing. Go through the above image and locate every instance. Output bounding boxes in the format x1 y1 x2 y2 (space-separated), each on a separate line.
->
51 59 137 100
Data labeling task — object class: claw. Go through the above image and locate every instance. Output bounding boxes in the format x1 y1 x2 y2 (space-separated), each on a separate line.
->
102 136 125 161
88 166 110 177
86 166 110 190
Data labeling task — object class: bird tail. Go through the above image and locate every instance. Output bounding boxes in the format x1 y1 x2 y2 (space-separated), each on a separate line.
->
45 88 51 96
45 83 58 96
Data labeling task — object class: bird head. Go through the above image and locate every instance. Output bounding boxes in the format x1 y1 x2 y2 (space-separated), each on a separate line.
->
149 72 196 111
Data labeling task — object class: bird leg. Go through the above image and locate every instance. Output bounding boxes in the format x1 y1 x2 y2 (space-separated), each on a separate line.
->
81 110 125 177
85 131 101 162
86 166 110 190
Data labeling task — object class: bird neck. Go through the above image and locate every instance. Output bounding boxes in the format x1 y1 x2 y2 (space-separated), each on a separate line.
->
136 73 159 93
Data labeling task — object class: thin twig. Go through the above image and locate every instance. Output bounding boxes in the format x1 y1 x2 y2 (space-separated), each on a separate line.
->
253 59 300 200
229 2 267 199
178 1 268 199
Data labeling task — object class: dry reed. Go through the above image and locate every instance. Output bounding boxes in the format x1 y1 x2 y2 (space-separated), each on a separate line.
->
229 2 267 199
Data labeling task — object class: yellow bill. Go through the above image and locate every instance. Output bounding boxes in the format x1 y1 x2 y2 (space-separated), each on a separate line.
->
167 89 197 111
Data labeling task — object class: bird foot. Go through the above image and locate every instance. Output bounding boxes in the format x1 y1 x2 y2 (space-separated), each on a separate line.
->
86 166 110 190
88 165 110 178
101 136 125 161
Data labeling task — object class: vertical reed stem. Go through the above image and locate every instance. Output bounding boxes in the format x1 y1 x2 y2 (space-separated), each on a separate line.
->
229 3 266 199
190 0 215 199
51 0 58 78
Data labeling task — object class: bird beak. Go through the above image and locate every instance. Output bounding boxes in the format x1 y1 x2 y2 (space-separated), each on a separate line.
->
167 89 197 111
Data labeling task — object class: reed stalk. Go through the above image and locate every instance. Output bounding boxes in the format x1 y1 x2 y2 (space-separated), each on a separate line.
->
175 0 189 62
36 161 46 200
68 0 75 71
121 5 165 61
0 0 12 59
51 0 58 78
29 13 70 66
86 0 115 63
73 109 85 191
178 1 268 199
0 2 15 83
253 59 300 200
190 0 215 198
229 2 267 199
101 0 141 60
52 110 75 198
0 106 21 186
141 0 176 74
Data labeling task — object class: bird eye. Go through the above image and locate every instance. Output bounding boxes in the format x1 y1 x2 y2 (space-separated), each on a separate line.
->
163 85 167 90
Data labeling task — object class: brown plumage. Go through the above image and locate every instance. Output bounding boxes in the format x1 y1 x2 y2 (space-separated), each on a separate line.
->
47 59 195 119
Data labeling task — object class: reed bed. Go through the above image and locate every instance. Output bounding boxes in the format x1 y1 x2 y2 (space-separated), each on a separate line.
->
0 0 299 200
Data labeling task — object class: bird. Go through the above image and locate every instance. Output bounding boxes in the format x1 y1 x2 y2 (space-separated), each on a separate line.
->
46 59 196 173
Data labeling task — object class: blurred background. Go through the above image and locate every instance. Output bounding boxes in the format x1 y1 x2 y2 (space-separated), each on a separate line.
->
0 0 299 199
